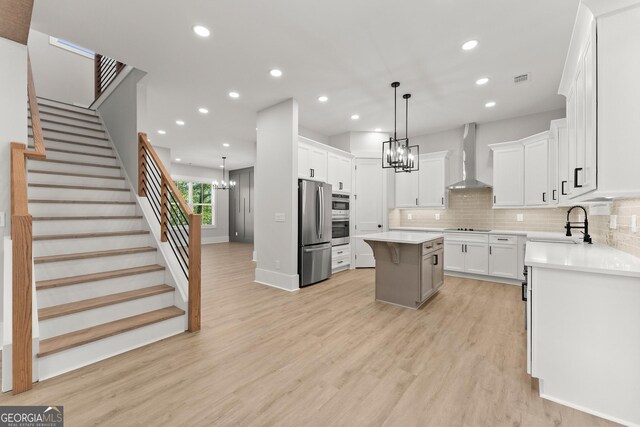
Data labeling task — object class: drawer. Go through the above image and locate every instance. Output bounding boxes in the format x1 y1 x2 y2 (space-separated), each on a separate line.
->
422 238 444 255
332 255 350 270
332 244 350 259
489 234 517 245
444 233 489 243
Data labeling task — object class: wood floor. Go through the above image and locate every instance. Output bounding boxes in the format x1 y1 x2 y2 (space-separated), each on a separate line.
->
0 242 617 426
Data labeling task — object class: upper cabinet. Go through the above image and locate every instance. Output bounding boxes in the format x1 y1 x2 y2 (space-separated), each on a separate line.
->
491 142 524 207
394 151 449 208
298 137 353 193
551 119 567 206
558 3 640 200
523 133 550 207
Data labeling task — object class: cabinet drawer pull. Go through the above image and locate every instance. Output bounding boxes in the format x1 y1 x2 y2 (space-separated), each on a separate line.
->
574 167 583 188
497 238 508 241
337 260 344 264
436 242 443 245
425 245 433 249
337 251 343 254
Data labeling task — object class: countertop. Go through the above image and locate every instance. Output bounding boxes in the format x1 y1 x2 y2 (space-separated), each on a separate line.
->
360 231 444 244
390 226 580 242
525 242 640 278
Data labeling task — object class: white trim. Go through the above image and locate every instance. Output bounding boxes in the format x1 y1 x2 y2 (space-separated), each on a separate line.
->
48 36 95 59
254 268 299 292
444 270 521 286
252 251 257 262
202 236 229 245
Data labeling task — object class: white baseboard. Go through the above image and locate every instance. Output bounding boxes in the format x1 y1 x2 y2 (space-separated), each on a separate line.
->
254 268 299 292
202 236 230 245
252 251 257 262
445 271 522 286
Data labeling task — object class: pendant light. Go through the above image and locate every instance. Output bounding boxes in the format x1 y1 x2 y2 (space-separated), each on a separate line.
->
381 82 419 173
212 156 236 190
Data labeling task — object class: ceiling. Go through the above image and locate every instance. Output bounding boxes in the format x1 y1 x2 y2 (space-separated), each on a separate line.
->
31 0 579 170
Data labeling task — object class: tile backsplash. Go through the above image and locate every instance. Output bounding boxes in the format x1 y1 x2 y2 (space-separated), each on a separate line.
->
389 189 640 258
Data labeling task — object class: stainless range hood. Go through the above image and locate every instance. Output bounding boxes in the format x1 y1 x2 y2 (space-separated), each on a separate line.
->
448 122 492 190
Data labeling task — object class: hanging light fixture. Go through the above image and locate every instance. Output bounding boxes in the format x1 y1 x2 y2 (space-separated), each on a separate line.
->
382 82 419 173
212 156 236 190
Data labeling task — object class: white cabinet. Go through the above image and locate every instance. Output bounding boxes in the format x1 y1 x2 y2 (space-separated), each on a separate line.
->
523 133 550 207
551 119 568 205
488 235 518 279
443 241 465 272
464 243 489 275
298 143 312 179
298 140 328 182
331 244 350 272
418 152 448 208
328 153 352 193
394 151 449 208
443 233 488 275
491 142 524 207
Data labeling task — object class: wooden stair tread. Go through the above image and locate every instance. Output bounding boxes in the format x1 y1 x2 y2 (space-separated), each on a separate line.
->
28 169 124 180
37 96 98 113
38 285 174 321
29 200 135 205
30 158 120 169
37 307 184 357
36 264 165 290
45 147 115 159
36 102 98 118
34 230 149 241
33 215 142 221
29 183 130 192
35 246 156 264
40 118 105 132
32 137 111 150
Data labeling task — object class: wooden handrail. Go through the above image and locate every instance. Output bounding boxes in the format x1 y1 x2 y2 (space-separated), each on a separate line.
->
138 132 201 332
94 54 126 101
10 54 45 394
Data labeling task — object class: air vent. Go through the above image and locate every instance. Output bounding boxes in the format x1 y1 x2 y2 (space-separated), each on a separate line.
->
513 73 531 84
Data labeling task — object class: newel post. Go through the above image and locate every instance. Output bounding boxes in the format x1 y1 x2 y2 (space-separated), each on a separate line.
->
188 213 201 332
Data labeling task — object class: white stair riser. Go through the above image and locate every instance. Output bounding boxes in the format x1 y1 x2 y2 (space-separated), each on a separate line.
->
35 138 114 156
28 186 132 202
31 130 108 146
28 172 127 189
37 316 185 381
34 234 150 257
37 99 98 115
27 159 121 177
39 110 102 126
38 122 106 139
29 202 136 217
39 292 175 339
40 118 104 132
35 251 158 281
37 270 165 307
43 150 118 166
33 218 143 235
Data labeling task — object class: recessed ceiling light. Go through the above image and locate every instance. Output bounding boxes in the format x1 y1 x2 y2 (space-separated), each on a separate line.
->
223 143 230 147
318 95 329 102
229 91 240 99
175 158 181 162
193 25 210 37
219 165 224 168
462 40 479 51
351 114 360 120
157 130 166 135
176 120 185 126
198 107 209 114
270 69 283 77
485 101 496 108
476 77 489 85
375 128 382 132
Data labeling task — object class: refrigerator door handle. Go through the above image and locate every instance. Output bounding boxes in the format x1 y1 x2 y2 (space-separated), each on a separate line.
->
319 186 324 240
303 243 332 253
316 186 321 240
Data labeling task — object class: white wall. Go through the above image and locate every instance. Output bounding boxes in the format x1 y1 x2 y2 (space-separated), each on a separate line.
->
255 99 299 291
349 131 390 157
411 128 464 186
327 132 350 152
299 127 328 145
27 29 93 107
170 162 229 244
0 38 28 321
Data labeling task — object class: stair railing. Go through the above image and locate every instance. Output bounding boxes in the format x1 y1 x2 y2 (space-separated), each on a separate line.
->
137 133 201 332
10 55 46 394
94 53 125 101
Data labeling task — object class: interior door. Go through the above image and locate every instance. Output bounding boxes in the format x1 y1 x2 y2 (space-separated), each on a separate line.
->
354 158 384 268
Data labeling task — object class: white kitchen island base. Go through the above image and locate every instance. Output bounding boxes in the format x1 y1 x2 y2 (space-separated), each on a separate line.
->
362 232 444 310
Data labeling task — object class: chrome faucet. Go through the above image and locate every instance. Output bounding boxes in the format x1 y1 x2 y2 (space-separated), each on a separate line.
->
565 205 592 244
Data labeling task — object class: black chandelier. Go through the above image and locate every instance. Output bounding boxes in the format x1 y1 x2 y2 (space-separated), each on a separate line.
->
213 156 236 190
382 82 419 173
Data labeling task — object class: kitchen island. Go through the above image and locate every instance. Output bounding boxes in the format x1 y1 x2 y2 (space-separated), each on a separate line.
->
362 231 444 309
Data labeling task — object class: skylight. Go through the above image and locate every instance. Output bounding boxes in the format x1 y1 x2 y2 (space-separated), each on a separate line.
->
49 36 95 59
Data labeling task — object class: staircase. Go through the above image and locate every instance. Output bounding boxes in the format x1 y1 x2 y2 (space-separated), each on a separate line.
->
27 97 186 380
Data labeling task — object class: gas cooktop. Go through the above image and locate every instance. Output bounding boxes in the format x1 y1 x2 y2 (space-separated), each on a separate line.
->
444 228 492 232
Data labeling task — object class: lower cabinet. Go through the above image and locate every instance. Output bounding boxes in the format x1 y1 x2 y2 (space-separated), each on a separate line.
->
420 240 444 303
444 233 521 280
488 235 518 279
331 244 350 272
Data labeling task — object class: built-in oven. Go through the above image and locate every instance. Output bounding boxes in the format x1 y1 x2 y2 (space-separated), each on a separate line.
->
332 218 350 246
331 194 350 218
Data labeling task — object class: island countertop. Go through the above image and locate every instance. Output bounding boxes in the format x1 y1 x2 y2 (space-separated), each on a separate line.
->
359 231 444 244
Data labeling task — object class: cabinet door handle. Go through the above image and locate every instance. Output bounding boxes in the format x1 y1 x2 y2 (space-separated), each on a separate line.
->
561 180 567 195
461 244 464 253
433 254 438 265
489 245 492 255
441 197 444 205
497 238 508 241
574 168 583 188
493 195 496 204
310 168 314 178
542 192 546 203
552 189 557 201
522 282 528 302
416 198 418 206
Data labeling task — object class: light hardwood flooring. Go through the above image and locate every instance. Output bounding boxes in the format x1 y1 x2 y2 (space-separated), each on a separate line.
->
0 242 618 426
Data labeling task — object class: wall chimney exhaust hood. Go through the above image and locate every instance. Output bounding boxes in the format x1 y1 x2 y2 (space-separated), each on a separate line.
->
448 123 492 190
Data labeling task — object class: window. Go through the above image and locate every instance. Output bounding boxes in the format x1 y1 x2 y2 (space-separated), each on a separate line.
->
174 180 215 227
49 37 95 59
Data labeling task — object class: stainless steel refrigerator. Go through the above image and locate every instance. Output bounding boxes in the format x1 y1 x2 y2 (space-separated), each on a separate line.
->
298 179 332 287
